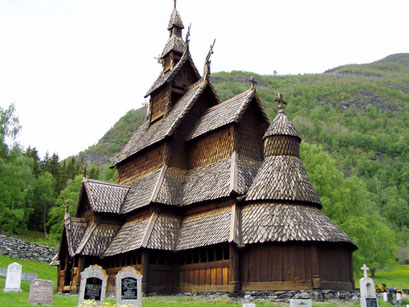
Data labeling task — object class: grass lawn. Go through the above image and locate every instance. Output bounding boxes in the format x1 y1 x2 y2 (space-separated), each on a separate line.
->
1 254 408 306
354 264 409 289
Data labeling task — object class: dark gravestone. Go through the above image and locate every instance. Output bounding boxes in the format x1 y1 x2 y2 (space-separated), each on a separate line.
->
29 279 54 305
121 277 138 300
78 265 107 307
84 277 102 301
115 266 142 307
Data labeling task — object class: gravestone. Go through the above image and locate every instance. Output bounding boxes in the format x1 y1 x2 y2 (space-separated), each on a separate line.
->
289 299 313 307
78 265 108 307
359 264 378 307
3 262 22 292
115 266 143 307
29 279 54 305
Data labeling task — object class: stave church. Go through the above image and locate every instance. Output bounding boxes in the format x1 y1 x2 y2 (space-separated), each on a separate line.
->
52 2 356 294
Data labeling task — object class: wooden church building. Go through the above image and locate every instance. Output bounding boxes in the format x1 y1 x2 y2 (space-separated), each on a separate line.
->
52 3 356 294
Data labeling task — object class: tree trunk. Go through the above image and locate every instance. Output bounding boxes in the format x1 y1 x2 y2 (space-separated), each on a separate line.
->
370 268 375 278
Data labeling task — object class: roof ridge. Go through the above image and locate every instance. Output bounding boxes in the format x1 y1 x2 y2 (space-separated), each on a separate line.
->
74 222 97 255
85 178 130 188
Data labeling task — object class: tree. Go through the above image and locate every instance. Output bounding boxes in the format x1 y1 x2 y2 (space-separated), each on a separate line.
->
300 142 397 276
0 103 20 157
48 175 83 240
31 172 56 238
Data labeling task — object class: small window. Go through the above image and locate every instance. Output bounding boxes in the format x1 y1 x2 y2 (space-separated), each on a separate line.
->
223 246 230 260
208 248 214 262
200 249 207 263
193 251 199 263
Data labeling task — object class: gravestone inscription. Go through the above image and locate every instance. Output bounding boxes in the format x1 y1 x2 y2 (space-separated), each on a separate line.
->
29 279 54 305
3 262 22 292
115 266 143 307
78 265 108 307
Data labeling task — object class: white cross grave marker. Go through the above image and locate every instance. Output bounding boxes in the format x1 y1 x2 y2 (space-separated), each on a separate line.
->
361 264 369 278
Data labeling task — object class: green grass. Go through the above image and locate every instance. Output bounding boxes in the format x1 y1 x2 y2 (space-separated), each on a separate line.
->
12 229 58 247
0 254 408 306
354 264 409 289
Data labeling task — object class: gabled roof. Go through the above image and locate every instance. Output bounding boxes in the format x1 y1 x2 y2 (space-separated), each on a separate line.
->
112 78 208 167
145 48 201 98
187 88 269 141
167 8 184 30
264 111 300 139
245 155 322 207
83 179 130 214
241 203 355 247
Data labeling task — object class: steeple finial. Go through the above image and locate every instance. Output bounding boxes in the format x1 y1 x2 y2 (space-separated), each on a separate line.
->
185 23 191 45
83 165 87 178
204 39 216 79
274 92 287 113
250 76 257 90
174 0 177 9
65 201 69 214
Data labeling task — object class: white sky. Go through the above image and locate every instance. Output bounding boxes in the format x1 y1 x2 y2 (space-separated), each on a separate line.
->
0 0 408 160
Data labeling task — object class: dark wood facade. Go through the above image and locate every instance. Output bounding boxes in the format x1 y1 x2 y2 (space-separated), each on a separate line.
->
53 3 356 294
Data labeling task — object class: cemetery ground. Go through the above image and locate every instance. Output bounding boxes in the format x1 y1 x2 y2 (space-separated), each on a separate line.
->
1 254 408 306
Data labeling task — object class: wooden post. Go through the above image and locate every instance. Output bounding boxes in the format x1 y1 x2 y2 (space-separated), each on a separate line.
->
310 245 320 289
141 250 149 294
229 244 240 292
349 250 355 289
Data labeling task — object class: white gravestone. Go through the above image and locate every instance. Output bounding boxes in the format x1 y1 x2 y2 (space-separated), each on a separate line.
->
3 262 22 292
115 266 143 307
290 299 313 307
78 265 108 307
359 264 378 307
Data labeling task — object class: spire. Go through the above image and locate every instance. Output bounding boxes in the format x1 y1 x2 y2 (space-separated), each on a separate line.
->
203 39 216 79
264 93 300 140
161 2 186 59
167 3 184 32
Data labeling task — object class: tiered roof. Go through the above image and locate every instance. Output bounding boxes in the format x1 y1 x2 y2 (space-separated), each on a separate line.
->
54 5 356 265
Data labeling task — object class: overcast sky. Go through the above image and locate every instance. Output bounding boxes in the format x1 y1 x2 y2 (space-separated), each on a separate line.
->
1 0 408 160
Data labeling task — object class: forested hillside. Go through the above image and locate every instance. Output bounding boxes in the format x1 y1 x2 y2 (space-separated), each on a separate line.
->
1 53 408 274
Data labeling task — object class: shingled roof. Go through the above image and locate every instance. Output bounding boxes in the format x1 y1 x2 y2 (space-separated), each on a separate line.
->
84 179 130 214
112 78 208 167
241 203 355 247
167 8 184 30
245 155 322 206
176 206 232 250
76 222 121 257
264 111 301 139
187 88 269 141
146 48 201 98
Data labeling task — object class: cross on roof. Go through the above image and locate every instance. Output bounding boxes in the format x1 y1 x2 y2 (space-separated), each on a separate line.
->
274 92 287 113
361 264 370 278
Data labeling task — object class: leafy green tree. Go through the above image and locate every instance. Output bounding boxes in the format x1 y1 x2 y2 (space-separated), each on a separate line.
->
48 175 83 240
31 172 56 238
300 142 396 276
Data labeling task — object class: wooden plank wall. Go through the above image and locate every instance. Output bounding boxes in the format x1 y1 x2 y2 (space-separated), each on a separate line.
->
149 264 177 293
188 127 233 169
117 143 167 184
238 103 265 160
178 260 230 292
150 87 170 122
240 244 313 290
318 246 353 285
